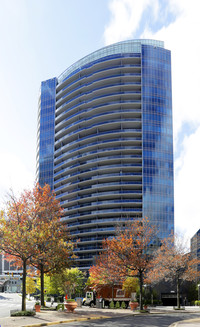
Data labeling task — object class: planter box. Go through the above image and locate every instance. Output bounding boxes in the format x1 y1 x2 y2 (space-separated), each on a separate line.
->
35 304 41 312
65 302 78 313
130 302 139 310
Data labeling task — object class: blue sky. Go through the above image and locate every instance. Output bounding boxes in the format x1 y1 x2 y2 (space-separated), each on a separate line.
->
0 0 200 243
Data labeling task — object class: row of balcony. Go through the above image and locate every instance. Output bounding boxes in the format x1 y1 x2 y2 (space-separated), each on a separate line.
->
54 138 142 164
56 56 141 94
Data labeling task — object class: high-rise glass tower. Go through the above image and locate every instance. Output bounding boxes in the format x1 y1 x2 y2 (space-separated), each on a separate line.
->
36 39 174 270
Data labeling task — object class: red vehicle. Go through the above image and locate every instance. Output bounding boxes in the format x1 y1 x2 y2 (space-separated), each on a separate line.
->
83 285 135 308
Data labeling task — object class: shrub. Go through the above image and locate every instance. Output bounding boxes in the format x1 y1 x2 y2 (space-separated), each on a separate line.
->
115 301 120 309
121 301 126 309
11 310 36 317
56 303 64 311
109 301 115 309
195 300 200 306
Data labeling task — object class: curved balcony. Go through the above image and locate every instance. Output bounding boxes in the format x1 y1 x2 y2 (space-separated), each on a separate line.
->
56 55 141 94
55 100 141 127
54 51 143 269
56 75 141 109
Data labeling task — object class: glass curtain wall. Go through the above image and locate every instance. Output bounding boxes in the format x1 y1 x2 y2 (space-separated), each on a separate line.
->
142 44 174 239
37 78 57 189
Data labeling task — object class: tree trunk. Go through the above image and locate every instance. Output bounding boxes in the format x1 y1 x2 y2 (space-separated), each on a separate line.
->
112 284 114 301
139 271 143 310
22 259 27 311
40 264 45 306
177 277 180 309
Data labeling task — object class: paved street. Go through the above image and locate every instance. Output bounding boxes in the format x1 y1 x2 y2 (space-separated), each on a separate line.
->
48 313 200 327
0 293 35 318
1 294 200 327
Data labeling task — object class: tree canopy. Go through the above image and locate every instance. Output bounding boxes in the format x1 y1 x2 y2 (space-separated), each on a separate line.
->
0 189 38 310
53 268 85 298
28 184 74 305
147 234 200 308
89 217 156 309
0 184 74 310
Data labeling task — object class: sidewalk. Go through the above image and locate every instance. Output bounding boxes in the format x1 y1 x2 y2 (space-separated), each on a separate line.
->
156 307 200 327
169 318 200 327
1 306 200 327
0 306 132 327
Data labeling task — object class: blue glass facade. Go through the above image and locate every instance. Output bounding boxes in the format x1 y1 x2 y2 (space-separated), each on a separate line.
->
191 230 200 278
37 40 174 270
37 78 56 190
142 44 174 239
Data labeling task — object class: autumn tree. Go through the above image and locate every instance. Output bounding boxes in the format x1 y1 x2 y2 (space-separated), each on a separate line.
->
0 184 74 310
99 217 156 310
147 234 200 308
28 184 74 306
89 250 123 300
0 191 37 311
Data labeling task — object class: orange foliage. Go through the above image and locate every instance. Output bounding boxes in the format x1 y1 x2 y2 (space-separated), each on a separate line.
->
89 249 122 291
103 217 156 279
89 217 156 309
29 184 73 274
0 183 73 310
147 234 200 308
148 234 199 283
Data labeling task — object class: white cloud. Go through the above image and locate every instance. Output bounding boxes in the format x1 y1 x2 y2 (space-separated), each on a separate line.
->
104 0 200 241
104 0 155 45
175 127 200 239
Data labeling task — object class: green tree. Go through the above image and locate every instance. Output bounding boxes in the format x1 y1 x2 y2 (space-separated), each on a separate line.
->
55 268 85 298
122 277 138 294
36 274 61 296
36 275 51 295
26 277 36 297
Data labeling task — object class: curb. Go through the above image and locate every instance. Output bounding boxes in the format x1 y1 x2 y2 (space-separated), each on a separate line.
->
19 311 171 327
169 318 200 327
21 315 111 327
20 311 200 327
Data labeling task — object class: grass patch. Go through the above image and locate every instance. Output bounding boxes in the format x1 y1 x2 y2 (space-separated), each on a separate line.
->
173 307 185 310
11 310 36 317
40 306 56 311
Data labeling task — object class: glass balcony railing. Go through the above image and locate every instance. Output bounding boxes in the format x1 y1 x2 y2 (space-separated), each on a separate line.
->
63 207 142 219
55 109 141 131
55 128 142 148
57 66 141 97
64 199 142 210
56 93 141 118
54 137 142 159
56 78 141 107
